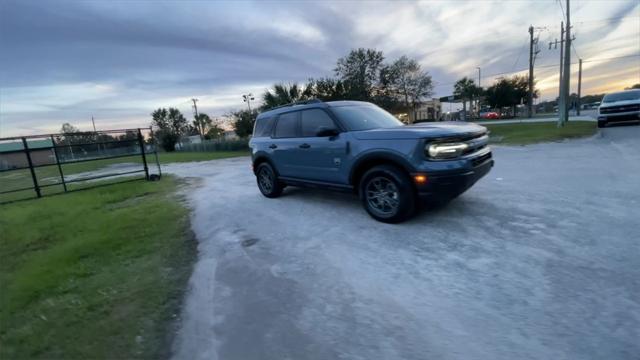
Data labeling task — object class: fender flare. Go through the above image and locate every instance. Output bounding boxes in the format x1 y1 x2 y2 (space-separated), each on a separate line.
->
348 150 417 185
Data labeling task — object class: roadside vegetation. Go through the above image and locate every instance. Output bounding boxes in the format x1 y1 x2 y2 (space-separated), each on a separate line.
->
486 121 597 145
0 176 196 359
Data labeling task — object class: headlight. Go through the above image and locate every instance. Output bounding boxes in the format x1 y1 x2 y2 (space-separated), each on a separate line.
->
427 142 469 159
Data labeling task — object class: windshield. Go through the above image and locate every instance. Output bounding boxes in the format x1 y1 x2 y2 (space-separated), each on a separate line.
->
602 90 640 103
331 105 403 131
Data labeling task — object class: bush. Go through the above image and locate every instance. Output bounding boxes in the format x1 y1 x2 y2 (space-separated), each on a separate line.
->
160 132 180 152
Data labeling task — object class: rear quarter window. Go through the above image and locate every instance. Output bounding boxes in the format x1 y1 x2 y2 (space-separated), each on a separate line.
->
253 116 274 137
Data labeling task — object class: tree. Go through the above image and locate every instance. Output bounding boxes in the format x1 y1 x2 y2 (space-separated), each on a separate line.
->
205 121 225 139
454 77 482 120
193 113 213 138
231 109 258 138
625 83 640 90
379 56 434 123
485 75 537 116
334 48 384 101
151 107 188 151
261 83 308 110
303 77 349 101
61 123 79 134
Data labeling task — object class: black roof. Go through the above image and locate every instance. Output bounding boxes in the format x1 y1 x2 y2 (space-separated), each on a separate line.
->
257 100 373 118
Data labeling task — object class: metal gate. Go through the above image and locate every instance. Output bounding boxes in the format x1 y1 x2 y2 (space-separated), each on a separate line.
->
0 128 161 204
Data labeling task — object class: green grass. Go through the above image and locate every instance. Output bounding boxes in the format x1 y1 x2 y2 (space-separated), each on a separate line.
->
0 176 196 359
485 121 597 145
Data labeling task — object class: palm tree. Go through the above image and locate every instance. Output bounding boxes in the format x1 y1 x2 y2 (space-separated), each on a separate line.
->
454 77 479 121
261 83 307 110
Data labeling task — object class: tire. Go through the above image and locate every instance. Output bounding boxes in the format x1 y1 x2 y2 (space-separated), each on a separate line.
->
255 162 283 198
597 120 607 128
359 165 416 223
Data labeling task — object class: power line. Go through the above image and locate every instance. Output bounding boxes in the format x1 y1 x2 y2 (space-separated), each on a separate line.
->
433 53 639 89
557 0 566 21
571 43 580 60
582 54 640 63
511 38 529 72
574 15 640 24
539 15 639 30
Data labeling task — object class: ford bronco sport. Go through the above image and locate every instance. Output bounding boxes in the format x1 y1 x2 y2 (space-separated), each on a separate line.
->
249 100 493 223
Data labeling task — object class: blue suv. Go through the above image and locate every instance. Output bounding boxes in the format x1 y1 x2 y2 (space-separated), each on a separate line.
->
249 100 493 223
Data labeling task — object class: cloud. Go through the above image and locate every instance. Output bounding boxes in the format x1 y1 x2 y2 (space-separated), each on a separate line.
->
0 0 638 136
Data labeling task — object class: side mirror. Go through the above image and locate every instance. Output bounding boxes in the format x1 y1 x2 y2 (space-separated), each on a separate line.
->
316 127 339 137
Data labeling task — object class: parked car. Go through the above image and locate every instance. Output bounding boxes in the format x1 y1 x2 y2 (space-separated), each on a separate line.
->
249 100 493 223
480 111 499 119
597 89 640 128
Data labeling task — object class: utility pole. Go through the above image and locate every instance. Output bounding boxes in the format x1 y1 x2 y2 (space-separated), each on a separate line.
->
558 21 565 126
191 98 202 139
476 67 481 87
528 26 535 118
191 98 199 118
550 22 565 127
528 25 542 118
577 58 582 116
562 0 572 125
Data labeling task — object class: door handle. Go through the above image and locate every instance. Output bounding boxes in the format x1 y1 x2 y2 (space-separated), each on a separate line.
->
299 143 311 149
269 144 277 149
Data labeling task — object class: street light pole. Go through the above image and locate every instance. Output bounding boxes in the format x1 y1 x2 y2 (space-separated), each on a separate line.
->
242 93 255 112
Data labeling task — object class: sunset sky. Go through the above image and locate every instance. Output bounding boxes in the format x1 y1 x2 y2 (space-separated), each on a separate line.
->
1 0 638 136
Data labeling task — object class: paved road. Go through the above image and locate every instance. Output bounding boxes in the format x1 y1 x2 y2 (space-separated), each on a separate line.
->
168 125 640 360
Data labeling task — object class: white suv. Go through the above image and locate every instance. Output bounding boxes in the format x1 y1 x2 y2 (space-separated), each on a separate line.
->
597 89 640 128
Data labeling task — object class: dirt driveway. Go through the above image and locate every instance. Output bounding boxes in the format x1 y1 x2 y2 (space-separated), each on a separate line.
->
167 125 640 360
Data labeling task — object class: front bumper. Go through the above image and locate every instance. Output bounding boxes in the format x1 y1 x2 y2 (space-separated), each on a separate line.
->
415 154 494 200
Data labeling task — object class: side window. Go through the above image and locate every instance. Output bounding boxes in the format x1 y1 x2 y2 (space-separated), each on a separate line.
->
253 117 274 137
301 109 336 137
274 112 299 138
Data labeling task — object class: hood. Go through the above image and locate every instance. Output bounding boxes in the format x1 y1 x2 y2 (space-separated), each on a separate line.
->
599 99 640 108
351 122 487 140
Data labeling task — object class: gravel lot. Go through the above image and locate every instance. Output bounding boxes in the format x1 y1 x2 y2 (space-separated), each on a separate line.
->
168 125 640 360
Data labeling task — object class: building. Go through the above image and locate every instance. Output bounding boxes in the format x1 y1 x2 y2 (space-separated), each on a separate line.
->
412 99 442 122
223 130 239 140
0 138 55 170
393 99 443 123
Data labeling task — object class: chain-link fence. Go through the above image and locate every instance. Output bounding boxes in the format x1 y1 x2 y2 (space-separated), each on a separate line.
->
0 128 161 203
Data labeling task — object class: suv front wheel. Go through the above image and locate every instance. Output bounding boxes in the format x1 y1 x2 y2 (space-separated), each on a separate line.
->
256 162 283 198
359 165 416 223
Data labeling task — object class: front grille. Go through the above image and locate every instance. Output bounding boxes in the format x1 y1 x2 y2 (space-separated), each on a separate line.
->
463 143 486 155
426 131 489 160
600 104 640 114
461 133 489 155
472 152 492 167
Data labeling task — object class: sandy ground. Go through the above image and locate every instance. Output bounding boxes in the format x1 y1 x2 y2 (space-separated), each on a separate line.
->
167 125 640 360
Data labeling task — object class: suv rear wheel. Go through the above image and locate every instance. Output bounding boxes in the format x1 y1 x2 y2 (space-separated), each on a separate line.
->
256 162 283 198
359 165 415 223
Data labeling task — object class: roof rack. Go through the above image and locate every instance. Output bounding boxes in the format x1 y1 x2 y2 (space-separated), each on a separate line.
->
267 98 323 112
